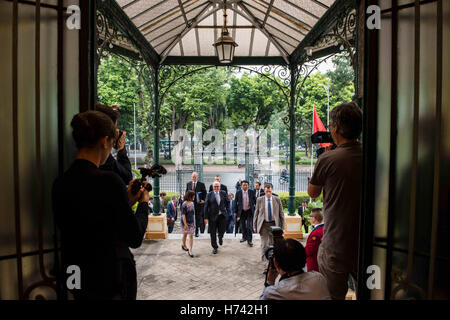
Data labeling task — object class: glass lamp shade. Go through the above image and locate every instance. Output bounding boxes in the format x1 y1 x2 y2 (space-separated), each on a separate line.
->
213 31 238 63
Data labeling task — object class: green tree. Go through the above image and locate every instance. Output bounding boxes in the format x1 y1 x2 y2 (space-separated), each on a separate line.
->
97 55 152 152
227 72 286 132
295 55 355 157
326 52 355 103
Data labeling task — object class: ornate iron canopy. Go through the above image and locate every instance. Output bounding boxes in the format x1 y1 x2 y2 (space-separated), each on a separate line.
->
102 0 356 66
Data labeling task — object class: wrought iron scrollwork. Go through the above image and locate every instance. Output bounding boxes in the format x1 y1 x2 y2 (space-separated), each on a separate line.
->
158 64 293 106
226 65 291 103
314 7 357 66
96 10 140 67
295 55 333 98
239 65 291 88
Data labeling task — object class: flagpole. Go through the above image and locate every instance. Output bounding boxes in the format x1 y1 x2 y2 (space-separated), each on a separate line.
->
310 106 314 203
310 106 314 178
134 103 137 170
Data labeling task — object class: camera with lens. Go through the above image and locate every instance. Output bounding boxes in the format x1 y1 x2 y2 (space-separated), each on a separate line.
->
311 131 337 158
130 164 168 196
114 130 125 150
264 226 284 285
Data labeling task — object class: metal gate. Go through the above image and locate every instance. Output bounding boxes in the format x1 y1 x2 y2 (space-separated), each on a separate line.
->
0 0 88 299
359 0 449 300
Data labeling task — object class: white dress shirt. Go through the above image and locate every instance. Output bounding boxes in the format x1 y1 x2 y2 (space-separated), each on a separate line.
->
215 192 222 215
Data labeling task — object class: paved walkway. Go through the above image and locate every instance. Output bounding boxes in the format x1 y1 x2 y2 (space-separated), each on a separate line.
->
131 232 359 300
132 235 270 300
133 216 309 300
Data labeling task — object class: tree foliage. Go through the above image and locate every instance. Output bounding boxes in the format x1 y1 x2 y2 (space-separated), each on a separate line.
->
97 55 152 149
295 54 355 156
96 52 355 162
227 72 286 131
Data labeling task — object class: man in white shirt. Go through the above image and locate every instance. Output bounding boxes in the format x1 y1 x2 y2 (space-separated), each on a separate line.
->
253 183 285 271
260 238 331 300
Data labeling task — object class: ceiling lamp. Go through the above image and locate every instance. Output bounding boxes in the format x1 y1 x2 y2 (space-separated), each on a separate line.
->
213 1 238 63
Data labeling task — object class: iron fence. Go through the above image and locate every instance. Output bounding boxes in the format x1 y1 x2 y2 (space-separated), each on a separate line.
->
154 171 310 194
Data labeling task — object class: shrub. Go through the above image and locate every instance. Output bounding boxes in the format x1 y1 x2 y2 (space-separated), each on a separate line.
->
277 192 323 210
149 191 179 208
302 200 324 229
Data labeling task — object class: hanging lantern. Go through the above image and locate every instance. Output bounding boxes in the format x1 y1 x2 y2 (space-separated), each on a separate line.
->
213 1 238 63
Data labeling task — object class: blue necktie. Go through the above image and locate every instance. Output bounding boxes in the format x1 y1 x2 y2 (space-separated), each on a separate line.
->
268 198 272 222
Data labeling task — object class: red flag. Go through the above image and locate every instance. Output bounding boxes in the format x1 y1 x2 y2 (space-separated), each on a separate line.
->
313 107 331 148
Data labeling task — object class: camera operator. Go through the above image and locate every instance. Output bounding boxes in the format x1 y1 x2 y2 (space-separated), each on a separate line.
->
307 102 362 300
260 238 330 300
95 104 133 185
53 111 149 300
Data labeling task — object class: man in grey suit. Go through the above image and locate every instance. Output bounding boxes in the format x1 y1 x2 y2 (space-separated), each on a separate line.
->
253 183 285 271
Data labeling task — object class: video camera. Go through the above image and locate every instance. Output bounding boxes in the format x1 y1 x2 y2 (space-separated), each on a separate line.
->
311 131 337 158
130 164 168 196
264 226 284 285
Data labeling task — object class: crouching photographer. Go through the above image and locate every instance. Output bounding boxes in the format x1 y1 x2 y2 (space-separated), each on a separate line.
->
260 236 331 300
307 102 363 300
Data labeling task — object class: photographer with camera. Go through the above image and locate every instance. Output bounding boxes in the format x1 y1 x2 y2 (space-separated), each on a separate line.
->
95 104 133 185
53 111 150 300
307 102 362 300
260 238 330 300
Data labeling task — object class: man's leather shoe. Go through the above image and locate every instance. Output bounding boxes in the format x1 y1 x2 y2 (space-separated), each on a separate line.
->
248 242 253 247
213 248 218 254
240 239 246 243
195 233 199 238
219 238 223 246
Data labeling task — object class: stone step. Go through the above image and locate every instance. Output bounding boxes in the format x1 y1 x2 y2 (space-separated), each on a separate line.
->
168 233 261 240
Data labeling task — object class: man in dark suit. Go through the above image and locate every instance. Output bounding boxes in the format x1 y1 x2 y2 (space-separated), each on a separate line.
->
204 181 229 254
186 172 207 237
298 200 309 233
234 180 256 247
159 192 167 214
166 196 178 234
235 178 242 192
226 193 235 233
209 175 228 195
148 197 154 214
254 181 265 198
